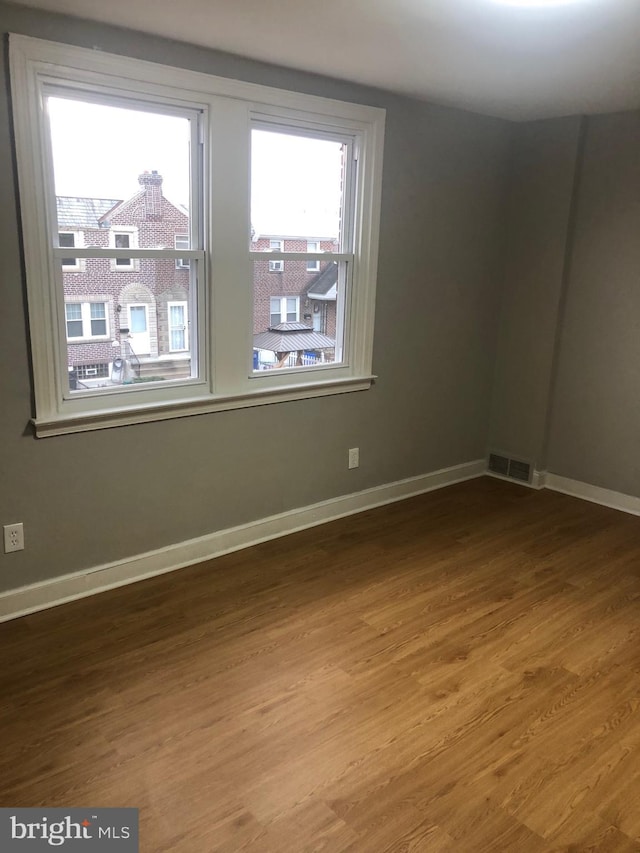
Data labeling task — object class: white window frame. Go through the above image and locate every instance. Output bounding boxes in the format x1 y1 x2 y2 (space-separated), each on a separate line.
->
110 227 139 272
10 34 384 437
65 300 109 341
59 230 84 271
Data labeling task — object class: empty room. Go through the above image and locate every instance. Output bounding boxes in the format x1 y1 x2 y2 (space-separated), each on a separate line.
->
1 0 640 849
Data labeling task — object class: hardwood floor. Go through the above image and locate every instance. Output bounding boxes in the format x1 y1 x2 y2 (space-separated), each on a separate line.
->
3 477 640 851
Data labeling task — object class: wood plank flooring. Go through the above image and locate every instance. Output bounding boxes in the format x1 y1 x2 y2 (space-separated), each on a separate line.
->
2 477 640 851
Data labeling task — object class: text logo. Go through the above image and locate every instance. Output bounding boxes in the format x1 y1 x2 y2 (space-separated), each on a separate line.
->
1 809 138 851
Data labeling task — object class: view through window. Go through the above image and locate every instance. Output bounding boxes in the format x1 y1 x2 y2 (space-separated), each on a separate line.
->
251 128 349 371
47 95 197 392
11 35 384 434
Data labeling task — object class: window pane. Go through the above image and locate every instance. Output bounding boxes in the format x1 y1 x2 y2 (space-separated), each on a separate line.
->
286 298 297 322
48 96 192 239
46 96 199 392
269 297 280 327
253 260 344 371
251 129 345 248
65 303 82 320
251 129 346 371
90 303 107 337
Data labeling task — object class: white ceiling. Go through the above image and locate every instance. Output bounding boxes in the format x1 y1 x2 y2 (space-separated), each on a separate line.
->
10 0 640 120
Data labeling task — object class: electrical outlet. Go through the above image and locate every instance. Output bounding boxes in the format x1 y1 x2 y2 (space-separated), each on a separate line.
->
348 447 360 469
4 523 24 553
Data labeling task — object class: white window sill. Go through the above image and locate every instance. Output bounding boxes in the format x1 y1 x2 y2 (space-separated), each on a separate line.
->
32 375 376 437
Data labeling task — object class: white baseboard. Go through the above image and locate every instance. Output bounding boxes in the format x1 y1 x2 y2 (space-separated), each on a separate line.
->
544 473 640 516
0 459 486 623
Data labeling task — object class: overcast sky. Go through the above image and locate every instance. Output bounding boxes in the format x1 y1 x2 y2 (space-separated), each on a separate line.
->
48 97 343 239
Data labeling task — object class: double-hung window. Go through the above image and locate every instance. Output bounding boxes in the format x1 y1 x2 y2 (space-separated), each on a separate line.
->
270 297 299 327
65 302 108 340
10 35 384 436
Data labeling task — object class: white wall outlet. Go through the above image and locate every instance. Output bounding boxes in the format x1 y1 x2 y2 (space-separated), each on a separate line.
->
4 523 24 553
348 447 360 469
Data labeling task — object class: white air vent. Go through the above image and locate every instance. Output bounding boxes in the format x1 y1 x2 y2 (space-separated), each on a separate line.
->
488 452 532 484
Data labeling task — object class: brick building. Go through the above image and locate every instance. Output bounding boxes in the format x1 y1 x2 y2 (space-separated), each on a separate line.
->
59 170 191 383
251 235 338 334
59 174 339 383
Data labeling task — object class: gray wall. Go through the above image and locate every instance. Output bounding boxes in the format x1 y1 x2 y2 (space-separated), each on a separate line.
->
546 112 640 494
489 111 640 498
487 117 582 470
0 2 510 591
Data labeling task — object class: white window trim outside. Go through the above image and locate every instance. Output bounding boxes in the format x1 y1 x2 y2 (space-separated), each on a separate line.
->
59 230 84 271
65 300 110 342
110 227 139 272
10 34 385 437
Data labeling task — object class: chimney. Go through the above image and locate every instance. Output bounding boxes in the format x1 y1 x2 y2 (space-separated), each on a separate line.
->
138 170 163 220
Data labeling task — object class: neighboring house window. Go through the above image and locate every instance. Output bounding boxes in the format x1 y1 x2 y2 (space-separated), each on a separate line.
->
59 231 83 270
76 363 110 379
65 302 108 340
175 235 190 269
270 297 299 326
168 301 189 351
307 241 320 272
268 239 284 272
10 35 384 436
110 228 139 271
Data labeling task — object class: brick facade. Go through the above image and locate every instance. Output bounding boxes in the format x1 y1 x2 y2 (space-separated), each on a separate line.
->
61 175 339 376
251 235 338 337
60 171 190 371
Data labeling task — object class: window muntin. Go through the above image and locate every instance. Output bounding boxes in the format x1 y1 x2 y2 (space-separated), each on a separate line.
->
11 35 384 435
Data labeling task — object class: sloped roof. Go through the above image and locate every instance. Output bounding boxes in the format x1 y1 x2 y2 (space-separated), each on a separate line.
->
56 197 122 230
306 261 338 300
253 323 335 353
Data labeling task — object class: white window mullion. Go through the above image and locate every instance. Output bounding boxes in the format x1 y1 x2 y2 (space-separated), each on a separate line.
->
208 97 253 393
